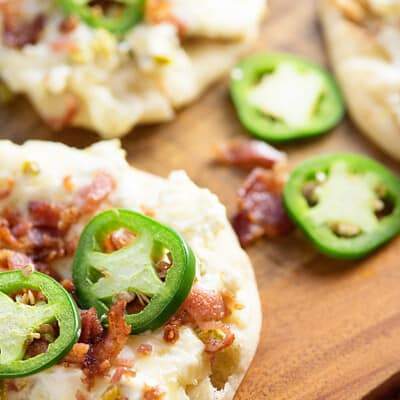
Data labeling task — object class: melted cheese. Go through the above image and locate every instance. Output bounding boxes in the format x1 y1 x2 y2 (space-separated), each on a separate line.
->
368 0 400 17
248 63 325 127
168 0 266 39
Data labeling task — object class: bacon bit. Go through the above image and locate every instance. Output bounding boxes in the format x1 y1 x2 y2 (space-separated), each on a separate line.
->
140 206 155 218
163 322 180 344
83 301 131 380
136 343 153 356
112 358 134 368
61 279 75 293
0 178 14 199
182 286 227 323
59 15 79 34
51 37 79 53
214 139 286 170
232 166 293 247
63 176 75 193
145 0 186 36
28 200 64 229
59 206 81 232
78 172 116 214
335 0 366 23
75 390 87 400
46 93 79 130
143 385 165 400
64 343 90 365
0 249 32 271
2 6 45 49
198 321 235 354
110 367 136 385
163 286 230 345
80 308 104 345
221 289 244 316
103 229 135 253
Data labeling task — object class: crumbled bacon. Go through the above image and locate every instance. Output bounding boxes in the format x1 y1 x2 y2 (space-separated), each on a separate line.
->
199 321 235 354
143 385 165 400
0 171 114 276
0 249 32 271
110 367 136 385
163 321 180 344
136 343 153 356
1 0 45 49
78 172 116 214
79 308 104 345
103 229 135 253
51 37 79 53
28 200 64 229
232 166 293 247
59 15 78 34
75 391 87 400
64 343 90 365
214 139 286 169
83 301 131 379
61 279 75 293
145 0 186 36
182 286 227 323
63 176 75 193
163 286 234 349
0 178 14 200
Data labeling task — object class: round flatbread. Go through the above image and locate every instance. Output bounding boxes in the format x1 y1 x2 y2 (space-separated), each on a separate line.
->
319 0 400 160
0 139 261 400
0 0 267 138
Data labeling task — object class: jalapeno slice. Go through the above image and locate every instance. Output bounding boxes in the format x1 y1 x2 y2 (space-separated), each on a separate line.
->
230 53 345 142
0 271 80 378
284 153 400 259
73 209 196 334
55 0 145 36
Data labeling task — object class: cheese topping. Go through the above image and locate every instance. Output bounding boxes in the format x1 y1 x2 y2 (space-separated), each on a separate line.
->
368 0 400 17
248 63 325 127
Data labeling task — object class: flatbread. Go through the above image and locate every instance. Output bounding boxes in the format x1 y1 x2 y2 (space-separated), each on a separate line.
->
0 0 267 138
319 0 400 160
0 139 261 400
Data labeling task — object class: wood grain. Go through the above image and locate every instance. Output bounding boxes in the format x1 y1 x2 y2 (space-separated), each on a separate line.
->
1 0 400 399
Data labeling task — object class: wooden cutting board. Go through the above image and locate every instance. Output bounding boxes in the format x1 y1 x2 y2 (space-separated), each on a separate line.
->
1 0 400 399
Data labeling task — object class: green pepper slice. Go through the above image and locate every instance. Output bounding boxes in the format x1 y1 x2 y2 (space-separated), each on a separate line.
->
0 271 80 378
73 209 196 334
55 0 145 36
230 53 345 142
284 153 400 259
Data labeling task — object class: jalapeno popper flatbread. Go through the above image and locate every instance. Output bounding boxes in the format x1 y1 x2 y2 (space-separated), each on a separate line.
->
0 140 261 400
0 0 266 138
320 0 400 160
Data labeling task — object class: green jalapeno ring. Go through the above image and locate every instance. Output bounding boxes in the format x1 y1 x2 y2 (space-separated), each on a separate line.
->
0 271 81 378
284 153 400 259
55 0 145 36
73 209 196 334
230 53 345 142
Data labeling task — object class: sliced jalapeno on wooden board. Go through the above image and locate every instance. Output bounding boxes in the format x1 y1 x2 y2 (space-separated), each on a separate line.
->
283 153 400 259
230 53 345 142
